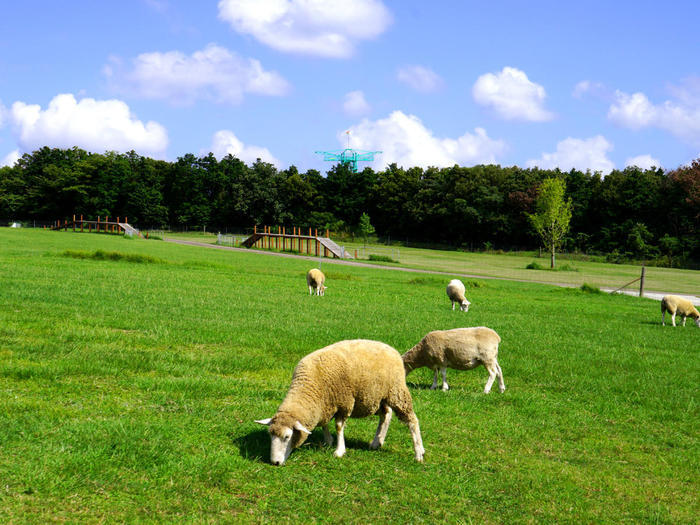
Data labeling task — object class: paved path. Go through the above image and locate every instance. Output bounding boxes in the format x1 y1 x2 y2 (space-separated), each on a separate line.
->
165 238 700 306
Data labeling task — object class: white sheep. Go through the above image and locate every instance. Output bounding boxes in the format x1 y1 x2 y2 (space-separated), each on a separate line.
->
403 327 505 393
446 279 470 311
661 295 700 327
256 339 425 465
306 268 326 296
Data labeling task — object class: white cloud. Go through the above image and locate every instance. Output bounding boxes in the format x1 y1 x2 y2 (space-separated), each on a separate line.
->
10 94 168 157
345 110 506 169
625 154 661 170
473 66 554 122
205 130 280 166
343 90 371 117
397 65 442 93
104 43 289 105
526 136 614 174
572 80 606 99
217 0 392 58
1 149 20 167
608 86 700 146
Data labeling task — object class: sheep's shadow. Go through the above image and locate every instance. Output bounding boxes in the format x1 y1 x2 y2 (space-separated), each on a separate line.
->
232 428 370 463
406 381 435 390
232 429 269 461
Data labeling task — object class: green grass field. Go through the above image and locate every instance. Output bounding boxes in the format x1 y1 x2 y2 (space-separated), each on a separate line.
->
1 228 698 523
166 231 700 295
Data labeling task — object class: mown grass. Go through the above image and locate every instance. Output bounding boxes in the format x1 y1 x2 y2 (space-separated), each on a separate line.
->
0 228 698 523
166 231 700 295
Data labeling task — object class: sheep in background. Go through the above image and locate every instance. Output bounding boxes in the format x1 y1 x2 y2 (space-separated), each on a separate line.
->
403 327 505 393
661 295 700 327
446 279 470 311
306 268 326 296
256 339 425 465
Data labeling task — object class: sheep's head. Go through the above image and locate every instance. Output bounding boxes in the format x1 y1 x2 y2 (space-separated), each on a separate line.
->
319 284 327 296
694 316 700 327
255 415 311 466
460 299 470 312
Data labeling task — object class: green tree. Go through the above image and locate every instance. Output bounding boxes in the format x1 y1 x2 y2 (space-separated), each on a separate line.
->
528 178 572 268
358 212 375 246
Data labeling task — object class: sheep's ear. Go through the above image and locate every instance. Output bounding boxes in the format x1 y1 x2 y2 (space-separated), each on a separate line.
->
255 418 272 426
294 421 311 434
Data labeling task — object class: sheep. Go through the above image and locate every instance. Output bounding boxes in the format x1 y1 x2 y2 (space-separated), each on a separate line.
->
446 279 470 312
255 339 425 465
661 295 700 327
403 327 505 393
306 268 326 296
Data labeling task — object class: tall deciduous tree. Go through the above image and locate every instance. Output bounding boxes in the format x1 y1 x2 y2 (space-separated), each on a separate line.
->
528 178 572 268
358 212 375 246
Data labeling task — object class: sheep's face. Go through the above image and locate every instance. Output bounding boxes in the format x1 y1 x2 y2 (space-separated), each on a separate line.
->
460 300 470 312
319 285 326 296
694 316 700 327
269 425 295 466
255 417 311 466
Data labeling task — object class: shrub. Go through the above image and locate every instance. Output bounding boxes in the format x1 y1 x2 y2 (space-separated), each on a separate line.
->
580 283 603 294
368 254 398 263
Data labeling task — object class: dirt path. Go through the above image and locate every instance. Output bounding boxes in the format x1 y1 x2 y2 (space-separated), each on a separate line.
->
165 238 700 305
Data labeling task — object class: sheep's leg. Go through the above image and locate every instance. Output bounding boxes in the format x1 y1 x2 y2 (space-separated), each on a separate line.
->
390 389 425 462
682 315 687 326
308 285 313 295
451 301 456 311
662 310 666 326
496 362 506 393
334 418 347 457
440 368 449 391
671 312 677 327
407 416 425 462
484 363 498 394
370 405 393 450
430 369 439 390
322 424 333 446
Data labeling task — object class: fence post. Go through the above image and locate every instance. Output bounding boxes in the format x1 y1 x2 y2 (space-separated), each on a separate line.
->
639 265 646 297
80 215 83 232
73 214 76 232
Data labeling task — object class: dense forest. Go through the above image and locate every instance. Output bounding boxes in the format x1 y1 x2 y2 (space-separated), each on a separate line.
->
1 147 698 266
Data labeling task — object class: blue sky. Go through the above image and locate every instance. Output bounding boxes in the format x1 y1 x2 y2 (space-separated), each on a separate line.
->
1 0 698 174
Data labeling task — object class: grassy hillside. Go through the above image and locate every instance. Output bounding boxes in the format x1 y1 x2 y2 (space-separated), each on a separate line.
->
0 228 698 523
166 231 700 295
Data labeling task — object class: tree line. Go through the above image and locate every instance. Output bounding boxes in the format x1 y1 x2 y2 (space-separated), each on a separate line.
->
1 146 698 266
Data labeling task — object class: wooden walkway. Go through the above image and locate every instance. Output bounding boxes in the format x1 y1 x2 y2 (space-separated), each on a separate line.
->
241 226 351 258
51 215 141 237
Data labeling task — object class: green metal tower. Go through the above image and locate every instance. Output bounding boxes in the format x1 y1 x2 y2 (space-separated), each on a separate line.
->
315 131 381 173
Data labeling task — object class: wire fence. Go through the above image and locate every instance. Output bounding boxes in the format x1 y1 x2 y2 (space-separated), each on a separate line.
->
215 233 245 247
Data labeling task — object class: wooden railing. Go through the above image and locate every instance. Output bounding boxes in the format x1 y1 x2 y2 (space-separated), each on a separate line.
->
50 214 140 236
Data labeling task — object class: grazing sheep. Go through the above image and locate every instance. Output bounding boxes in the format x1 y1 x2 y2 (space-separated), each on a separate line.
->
256 339 425 465
306 268 326 296
661 295 700 327
446 279 470 312
403 327 505 393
